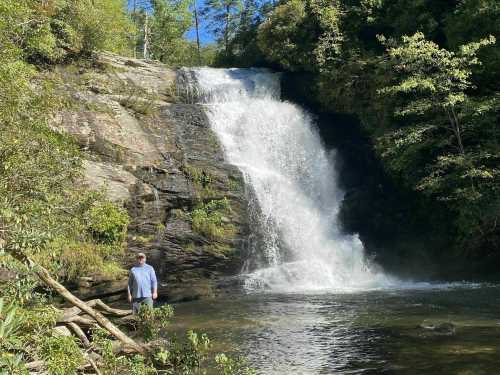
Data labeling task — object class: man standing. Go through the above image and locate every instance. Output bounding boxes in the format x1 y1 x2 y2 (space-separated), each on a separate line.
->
127 252 158 313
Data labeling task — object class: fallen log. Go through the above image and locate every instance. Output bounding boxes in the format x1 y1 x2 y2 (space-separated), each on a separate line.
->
65 315 97 327
60 299 131 322
87 299 131 316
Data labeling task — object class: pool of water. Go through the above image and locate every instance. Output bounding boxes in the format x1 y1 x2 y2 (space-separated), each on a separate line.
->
168 284 500 374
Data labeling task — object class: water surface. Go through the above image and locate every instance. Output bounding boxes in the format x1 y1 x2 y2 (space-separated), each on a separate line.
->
170 285 500 374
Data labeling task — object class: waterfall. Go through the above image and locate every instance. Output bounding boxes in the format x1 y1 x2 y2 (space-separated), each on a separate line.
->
178 67 394 293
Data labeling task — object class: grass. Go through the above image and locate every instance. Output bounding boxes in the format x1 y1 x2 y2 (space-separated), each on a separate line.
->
118 79 159 116
191 198 236 240
182 164 219 199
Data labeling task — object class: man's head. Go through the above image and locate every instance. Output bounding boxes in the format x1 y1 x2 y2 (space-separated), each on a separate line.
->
136 252 146 266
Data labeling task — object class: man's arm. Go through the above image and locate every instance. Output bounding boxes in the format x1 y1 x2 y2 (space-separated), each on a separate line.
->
150 266 158 300
127 271 133 303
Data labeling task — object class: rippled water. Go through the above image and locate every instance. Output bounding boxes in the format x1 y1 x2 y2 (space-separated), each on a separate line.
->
169 285 500 374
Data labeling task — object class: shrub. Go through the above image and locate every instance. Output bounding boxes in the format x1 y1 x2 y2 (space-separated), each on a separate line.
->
137 304 174 341
183 165 217 198
39 336 84 375
38 239 126 282
215 353 257 375
159 330 211 372
85 201 130 245
0 299 24 353
91 328 156 375
191 198 235 240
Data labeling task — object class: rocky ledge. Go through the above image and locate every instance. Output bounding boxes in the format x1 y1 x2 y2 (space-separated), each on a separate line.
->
50 52 249 302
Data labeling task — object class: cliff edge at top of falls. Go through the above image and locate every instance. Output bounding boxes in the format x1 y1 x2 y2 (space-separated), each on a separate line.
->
50 52 250 302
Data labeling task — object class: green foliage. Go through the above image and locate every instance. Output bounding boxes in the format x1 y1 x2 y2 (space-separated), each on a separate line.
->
161 330 211 373
0 354 28 375
131 0 214 66
191 198 236 240
137 304 174 341
92 322 254 375
0 260 42 305
183 165 217 198
0 0 135 65
149 0 194 65
0 302 63 375
215 353 256 375
71 0 136 56
0 0 133 288
86 201 130 245
376 32 499 247
91 328 157 375
310 0 344 67
48 240 126 282
444 0 500 91
39 335 84 375
221 0 264 67
378 32 495 118
0 299 25 355
256 0 313 71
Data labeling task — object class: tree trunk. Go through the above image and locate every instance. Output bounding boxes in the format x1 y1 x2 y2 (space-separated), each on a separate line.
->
144 12 150 60
193 0 202 65
450 106 465 155
133 0 137 58
225 5 230 55
67 322 91 348
446 107 465 156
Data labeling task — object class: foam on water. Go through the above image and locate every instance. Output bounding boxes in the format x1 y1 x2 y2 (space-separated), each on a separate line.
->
177 67 466 293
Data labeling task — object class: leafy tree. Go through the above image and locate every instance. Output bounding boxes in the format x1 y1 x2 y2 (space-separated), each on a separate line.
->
377 32 498 249
0 0 135 64
149 0 194 64
378 32 495 156
256 0 315 71
444 0 500 92
220 0 265 66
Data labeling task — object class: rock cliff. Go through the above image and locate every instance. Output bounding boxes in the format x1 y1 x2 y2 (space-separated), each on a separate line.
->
51 53 249 301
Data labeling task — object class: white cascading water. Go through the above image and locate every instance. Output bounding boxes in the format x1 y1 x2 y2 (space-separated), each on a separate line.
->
179 67 395 293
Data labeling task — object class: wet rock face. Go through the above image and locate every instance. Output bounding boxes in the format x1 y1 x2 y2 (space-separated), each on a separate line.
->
51 53 249 301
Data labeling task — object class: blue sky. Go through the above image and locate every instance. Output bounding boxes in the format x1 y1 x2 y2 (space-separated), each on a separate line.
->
186 18 214 46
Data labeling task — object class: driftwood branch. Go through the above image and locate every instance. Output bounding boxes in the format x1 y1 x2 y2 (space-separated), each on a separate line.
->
65 315 98 327
85 353 102 375
60 299 131 322
67 322 91 348
86 299 132 316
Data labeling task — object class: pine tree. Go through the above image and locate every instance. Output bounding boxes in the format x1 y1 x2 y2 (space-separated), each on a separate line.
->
201 0 242 55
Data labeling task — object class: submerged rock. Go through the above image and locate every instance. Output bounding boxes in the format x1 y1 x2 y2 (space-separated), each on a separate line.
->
418 321 456 336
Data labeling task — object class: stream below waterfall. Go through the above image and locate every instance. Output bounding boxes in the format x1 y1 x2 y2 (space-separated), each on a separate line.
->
169 285 500 374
